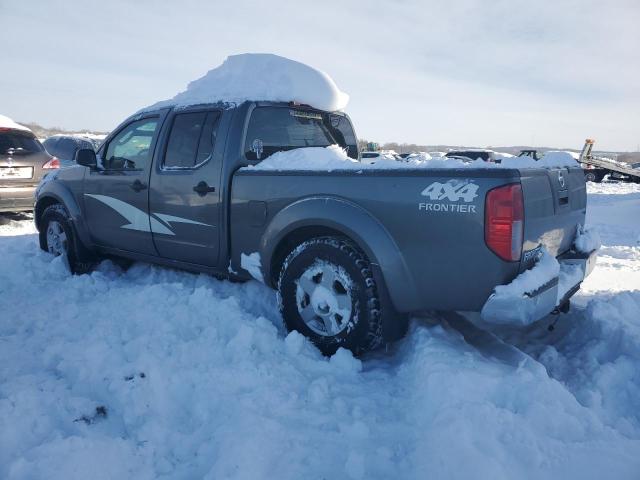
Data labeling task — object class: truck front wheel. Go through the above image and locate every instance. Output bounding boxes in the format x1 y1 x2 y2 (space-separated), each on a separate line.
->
277 236 388 356
39 204 94 274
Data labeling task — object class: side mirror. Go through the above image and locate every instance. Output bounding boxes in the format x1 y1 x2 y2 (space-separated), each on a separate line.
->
76 148 97 168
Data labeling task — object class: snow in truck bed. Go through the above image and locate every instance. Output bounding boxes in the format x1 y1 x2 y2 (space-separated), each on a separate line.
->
242 145 580 171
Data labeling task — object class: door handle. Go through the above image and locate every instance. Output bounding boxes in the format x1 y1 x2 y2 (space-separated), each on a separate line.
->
130 179 147 192
193 181 216 196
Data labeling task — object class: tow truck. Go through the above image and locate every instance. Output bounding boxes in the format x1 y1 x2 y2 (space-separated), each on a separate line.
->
578 139 640 183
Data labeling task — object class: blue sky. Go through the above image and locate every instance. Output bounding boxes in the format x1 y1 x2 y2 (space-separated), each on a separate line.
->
1 0 638 151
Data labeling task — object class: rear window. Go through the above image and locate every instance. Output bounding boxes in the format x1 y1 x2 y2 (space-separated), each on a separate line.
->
0 131 43 155
244 107 358 161
163 111 220 169
57 138 79 160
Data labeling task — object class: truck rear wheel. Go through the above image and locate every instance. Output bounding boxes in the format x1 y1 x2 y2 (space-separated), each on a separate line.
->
278 236 392 356
39 204 94 274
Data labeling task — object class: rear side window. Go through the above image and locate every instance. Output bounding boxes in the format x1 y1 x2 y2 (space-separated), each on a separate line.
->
163 111 220 169
244 107 358 161
0 131 44 155
329 114 358 159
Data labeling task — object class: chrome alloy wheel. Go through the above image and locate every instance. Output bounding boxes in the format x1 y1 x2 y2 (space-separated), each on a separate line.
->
46 220 68 256
296 262 353 336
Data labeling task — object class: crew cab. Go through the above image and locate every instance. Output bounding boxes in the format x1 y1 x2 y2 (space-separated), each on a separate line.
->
34 101 597 355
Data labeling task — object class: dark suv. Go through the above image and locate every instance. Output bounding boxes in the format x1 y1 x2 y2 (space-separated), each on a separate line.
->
43 135 101 167
1 127 58 212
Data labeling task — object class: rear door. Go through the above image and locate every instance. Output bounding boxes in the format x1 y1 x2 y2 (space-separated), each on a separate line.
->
83 114 165 255
148 108 224 267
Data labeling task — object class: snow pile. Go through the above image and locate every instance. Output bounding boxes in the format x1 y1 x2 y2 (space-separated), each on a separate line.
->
244 145 359 171
243 145 491 171
240 252 264 282
493 151 515 160
0 114 31 132
500 151 579 169
360 150 400 164
2 182 640 479
405 152 432 161
493 249 560 300
480 249 595 326
244 145 582 172
575 225 602 253
146 53 349 112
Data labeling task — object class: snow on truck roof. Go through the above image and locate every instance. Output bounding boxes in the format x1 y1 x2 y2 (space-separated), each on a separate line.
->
0 114 31 132
144 53 349 113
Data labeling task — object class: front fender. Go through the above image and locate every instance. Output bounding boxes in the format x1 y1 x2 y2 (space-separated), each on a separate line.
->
261 196 420 312
35 171 91 247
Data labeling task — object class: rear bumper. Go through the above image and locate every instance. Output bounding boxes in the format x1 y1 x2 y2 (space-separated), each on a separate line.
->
480 248 597 325
0 186 36 212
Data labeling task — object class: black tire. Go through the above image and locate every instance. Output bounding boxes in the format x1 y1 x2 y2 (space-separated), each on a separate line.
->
278 236 401 356
39 204 95 274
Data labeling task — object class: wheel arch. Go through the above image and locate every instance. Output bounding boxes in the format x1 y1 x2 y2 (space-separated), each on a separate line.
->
35 184 91 248
261 197 419 312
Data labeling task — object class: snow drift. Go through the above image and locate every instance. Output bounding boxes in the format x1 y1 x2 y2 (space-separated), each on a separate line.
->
1 184 640 479
146 53 349 113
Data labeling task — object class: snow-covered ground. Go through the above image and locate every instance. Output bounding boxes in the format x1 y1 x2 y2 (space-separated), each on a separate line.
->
1 183 639 479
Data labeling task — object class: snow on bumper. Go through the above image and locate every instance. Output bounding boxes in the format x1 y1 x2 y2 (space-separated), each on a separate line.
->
480 248 598 326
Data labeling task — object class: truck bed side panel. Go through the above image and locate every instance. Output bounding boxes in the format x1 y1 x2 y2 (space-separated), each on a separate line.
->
231 169 522 312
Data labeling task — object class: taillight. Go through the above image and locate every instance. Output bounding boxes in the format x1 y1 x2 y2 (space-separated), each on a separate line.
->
43 157 60 169
485 183 523 261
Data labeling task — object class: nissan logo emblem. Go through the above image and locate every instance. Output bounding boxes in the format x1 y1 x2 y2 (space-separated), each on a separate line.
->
558 171 566 188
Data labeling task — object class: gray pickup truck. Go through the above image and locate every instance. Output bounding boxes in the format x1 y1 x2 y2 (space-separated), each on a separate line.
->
34 101 597 355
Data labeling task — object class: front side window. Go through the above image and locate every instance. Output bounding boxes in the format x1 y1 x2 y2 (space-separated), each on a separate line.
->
244 107 358 161
104 118 158 170
163 111 220 169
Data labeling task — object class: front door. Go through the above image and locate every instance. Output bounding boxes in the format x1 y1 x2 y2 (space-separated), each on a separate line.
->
83 115 163 255
148 109 223 267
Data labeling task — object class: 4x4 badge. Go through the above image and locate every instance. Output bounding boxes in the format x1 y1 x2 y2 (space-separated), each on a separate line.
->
421 180 479 203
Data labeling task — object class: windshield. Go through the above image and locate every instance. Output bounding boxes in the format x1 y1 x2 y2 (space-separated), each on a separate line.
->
0 131 44 155
244 106 358 161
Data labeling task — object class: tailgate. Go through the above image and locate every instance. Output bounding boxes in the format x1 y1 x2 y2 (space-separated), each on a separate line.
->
519 166 586 267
